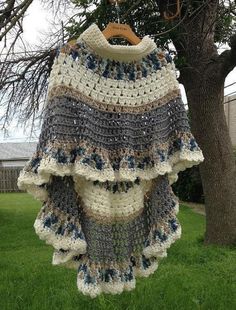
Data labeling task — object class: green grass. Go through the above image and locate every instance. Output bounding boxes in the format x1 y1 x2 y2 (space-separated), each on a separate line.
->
0 193 235 310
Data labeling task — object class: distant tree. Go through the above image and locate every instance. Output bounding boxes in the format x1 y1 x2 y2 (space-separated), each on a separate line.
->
0 0 73 132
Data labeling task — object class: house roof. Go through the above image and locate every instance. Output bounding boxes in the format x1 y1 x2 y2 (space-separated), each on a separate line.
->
0 142 37 160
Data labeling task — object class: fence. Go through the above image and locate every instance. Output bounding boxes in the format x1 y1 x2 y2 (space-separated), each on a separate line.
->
0 167 23 193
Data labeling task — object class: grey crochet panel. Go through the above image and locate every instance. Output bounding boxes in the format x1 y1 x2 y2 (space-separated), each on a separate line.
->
37 95 190 151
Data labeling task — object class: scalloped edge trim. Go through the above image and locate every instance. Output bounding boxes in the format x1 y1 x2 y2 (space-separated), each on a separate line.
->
33 218 87 252
143 225 182 258
75 258 160 298
52 250 80 265
21 184 48 201
18 149 204 192
77 277 137 298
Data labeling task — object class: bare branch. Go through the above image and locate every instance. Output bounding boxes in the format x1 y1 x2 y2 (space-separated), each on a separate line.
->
0 46 57 128
0 0 33 42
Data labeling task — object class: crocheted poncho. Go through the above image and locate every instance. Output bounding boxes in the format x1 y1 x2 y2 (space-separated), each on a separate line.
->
17 23 204 298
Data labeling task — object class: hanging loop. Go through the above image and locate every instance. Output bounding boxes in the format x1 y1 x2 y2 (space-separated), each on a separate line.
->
109 0 126 23
164 0 181 20
115 1 121 24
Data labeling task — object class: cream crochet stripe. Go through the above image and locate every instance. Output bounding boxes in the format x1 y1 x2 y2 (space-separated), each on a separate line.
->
47 53 179 107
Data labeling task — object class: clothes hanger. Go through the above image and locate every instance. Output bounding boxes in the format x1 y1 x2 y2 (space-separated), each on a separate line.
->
61 0 141 52
102 22 141 45
102 0 141 45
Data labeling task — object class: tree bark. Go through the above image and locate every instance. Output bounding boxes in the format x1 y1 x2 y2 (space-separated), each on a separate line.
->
169 0 236 245
181 67 236 245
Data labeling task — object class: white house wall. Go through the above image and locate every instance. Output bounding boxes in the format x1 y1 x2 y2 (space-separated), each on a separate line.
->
0 160 28 167
224 94 236 147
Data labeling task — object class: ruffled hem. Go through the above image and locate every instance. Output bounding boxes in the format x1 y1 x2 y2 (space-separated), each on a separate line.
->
77 275 137 297
75 224 181 298
75 256 159 298
26 178 182 298
43 200 181 298
76 263 161 297
18 148 204 200
75 221 181 298
33 218 87 252
32 195 88 252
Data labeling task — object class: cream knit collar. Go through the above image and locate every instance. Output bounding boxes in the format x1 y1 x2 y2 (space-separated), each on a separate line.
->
77 23 157 62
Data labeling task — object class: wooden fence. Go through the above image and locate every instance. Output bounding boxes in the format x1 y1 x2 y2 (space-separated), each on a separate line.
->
0 167 23 193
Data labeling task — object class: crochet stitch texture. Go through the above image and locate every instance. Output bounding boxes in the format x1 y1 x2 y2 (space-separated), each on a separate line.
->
17 23 204 298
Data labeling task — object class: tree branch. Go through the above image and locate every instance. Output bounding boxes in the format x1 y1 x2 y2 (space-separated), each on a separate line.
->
0 0 33 42
219 32 236 77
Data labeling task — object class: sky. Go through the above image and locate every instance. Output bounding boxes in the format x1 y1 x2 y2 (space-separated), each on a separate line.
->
0 0 236 143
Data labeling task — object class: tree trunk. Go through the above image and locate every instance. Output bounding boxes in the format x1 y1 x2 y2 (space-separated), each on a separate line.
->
182 70 236 245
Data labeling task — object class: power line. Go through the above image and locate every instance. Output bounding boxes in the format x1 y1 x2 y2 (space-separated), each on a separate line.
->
225 91 236 97
225 98 236 104
224 82 236 88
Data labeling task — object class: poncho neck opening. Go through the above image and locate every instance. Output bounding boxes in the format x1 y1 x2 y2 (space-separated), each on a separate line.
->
77 23 157 62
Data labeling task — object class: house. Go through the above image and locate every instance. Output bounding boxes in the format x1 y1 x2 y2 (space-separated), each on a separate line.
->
0 142 37 192
224 94 236 146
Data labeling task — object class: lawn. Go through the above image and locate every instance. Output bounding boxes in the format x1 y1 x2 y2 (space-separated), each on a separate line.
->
0 193 235 310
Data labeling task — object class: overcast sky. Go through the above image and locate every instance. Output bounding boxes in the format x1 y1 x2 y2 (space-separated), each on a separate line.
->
0 0 236 143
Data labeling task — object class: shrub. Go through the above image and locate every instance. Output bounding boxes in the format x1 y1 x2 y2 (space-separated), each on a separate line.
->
172 166 204 203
